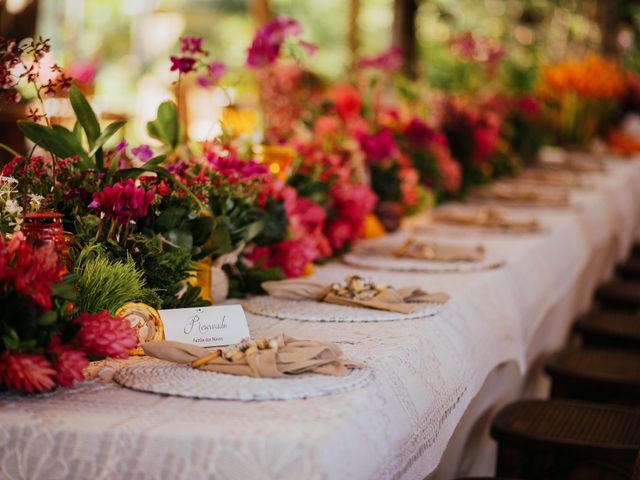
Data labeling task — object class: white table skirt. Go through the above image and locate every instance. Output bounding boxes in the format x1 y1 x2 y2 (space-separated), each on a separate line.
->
1 157 639 480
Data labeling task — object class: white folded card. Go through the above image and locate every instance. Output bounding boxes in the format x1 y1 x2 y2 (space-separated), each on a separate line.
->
159 304 250 347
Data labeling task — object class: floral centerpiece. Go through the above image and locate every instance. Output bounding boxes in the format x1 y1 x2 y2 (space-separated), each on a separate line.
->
539 53 628 148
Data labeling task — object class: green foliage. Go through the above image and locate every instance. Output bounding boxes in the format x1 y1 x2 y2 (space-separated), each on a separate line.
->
370 162 403 203
73 246 161 313
18 85 126 170
225 261 284 298
253 197 288 245
208 195 268 256
147 101 183 151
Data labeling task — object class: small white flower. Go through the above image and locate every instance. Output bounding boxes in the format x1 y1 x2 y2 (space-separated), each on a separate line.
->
4 198 22 215
28 193 45 212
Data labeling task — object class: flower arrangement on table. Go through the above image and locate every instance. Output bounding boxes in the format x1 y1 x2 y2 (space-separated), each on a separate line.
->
539 53 628 148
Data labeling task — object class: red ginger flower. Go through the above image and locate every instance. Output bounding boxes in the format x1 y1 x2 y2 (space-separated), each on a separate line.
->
0 232 60 309
74 311 137 359
89 178 155 224
48 337 88 387
0 351 56 393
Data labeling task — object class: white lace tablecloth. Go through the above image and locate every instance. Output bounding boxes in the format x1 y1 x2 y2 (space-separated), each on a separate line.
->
2 157 640 480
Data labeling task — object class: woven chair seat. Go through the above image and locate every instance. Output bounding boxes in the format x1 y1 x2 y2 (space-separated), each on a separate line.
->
574 310 640 351
545 348 640 406
595 280 640 312
617 257 640 281
491 400 640 479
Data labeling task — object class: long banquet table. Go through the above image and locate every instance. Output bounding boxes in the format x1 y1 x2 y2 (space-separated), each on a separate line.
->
1 156 640 480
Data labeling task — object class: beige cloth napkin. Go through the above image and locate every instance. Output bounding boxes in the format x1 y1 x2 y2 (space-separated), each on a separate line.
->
433 209 539 232
143 334 362 377
470 184 569 205
262 279 449 314
354 239 484 262
518 169 583 187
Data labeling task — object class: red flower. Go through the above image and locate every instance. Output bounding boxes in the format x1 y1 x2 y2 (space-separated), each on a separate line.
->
329 83 362 119
74 311 137 359
89 179 155 224
0 232 60 309
0 351 56 393
48 337 88 387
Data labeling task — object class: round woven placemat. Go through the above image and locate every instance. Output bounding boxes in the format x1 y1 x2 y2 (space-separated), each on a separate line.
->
114 361 373 401
341 252 505 273
243 296 446 322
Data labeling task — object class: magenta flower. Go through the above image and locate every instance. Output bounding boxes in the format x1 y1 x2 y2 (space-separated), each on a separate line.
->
170 55 197 74
180 36 207 55
246 15 306 68
358 127 397 162
196 60 226 88
358 45 404 71
89 178 155 224
131 144 154 162
207 153 267 178
404 117 437 146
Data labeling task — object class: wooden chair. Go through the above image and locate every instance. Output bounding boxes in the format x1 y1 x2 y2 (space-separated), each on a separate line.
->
574 310 640 352
491 400 640 479
544 348 640 406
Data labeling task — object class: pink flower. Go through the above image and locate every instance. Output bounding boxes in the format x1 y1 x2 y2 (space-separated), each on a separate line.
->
197 60 226 88
89 179 155 224
358 127 397 162
435 145 462 193
74 311 137 359
269 237 319 277
66 59 97 86
180 36 207 55
246 15 303 67
0 351 56 393
325 218 355 250
330 183 377 223
170 56 197 74
131 144 153 162
358 45 404 71
292 196 326 233
207 153 267 178
48 337 88 387
472 112 502 165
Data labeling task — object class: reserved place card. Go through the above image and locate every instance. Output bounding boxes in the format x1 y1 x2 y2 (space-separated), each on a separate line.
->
160 304 250 347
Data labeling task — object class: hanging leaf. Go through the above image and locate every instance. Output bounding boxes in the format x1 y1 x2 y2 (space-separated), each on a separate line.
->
69 85 100 147
87 120 127 158
147 101 181 150
18 121 90 163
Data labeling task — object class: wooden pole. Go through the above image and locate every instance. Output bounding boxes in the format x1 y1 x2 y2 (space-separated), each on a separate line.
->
348 0 361 72
392 0 419 78
250 0 271 27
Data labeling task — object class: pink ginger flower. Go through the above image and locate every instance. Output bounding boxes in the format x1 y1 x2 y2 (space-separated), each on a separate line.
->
0 351 56 393
48 337 88 387
89 179 155 224
269 237 320 277
74 311 138 359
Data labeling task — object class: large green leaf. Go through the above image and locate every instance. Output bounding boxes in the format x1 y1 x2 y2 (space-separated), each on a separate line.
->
147 101 181 150
88 120 127 159
69 85 100 146
18 121 89 162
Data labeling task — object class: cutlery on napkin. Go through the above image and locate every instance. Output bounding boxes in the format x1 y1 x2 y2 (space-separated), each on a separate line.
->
433 208 540 232
262 275 449 314
143 334 362 377
353 238 485 262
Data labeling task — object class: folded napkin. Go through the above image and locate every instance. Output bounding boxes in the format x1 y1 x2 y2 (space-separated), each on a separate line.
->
518 169 583 187
262 277 449 314
470 184 569 205
433 208 539 232
143 334 361 377
355 239 484 262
